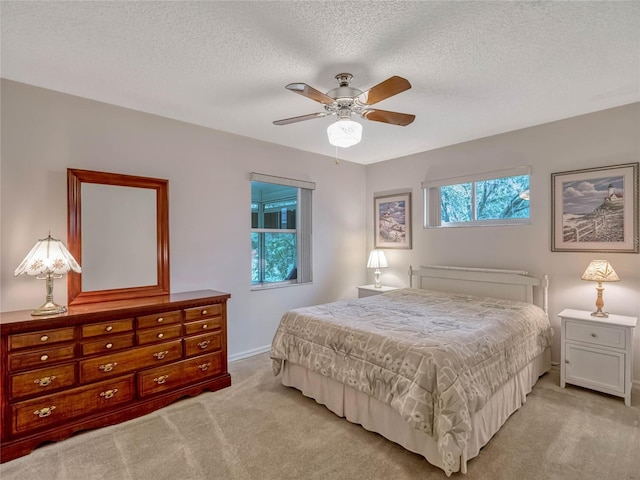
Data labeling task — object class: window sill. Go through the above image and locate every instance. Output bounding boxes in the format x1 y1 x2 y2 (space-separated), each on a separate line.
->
251 281 310 291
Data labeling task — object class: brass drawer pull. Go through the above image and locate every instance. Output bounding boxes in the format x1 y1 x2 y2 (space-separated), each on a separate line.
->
99 362 118 372
153 350 169 360
100 388 119 399
197 340 211 350
154 375 169 384
157 332 164 339
40 354 49 362
105 342 114 349
157 317 164 323
40 335 49 342
202 324 208 330
105 325 113 332
34 376 56 387
198 363 211 372
201 310 208 315
34 406 56 418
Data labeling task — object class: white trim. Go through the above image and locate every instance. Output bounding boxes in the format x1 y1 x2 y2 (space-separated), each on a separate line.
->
229 344 271 363
419 265 529 275
421 165 531 189
408 265 548 313
251 172 316 190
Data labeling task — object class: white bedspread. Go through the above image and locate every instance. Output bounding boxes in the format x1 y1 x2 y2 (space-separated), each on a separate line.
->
271 288 553 475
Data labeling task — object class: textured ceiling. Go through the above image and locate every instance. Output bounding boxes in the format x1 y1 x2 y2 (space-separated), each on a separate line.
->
1 1 639 165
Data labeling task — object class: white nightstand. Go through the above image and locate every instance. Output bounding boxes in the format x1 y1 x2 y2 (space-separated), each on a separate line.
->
357 285 399 298
559 308 637 406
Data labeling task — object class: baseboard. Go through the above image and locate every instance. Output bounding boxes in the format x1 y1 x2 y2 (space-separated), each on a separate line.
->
229 344 271 363
633 379 640 393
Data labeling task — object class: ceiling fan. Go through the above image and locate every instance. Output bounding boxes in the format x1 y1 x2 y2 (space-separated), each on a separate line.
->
273 73 415 148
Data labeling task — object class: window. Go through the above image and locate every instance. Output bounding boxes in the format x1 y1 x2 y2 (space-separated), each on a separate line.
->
251 173 314 287
423 167 531 227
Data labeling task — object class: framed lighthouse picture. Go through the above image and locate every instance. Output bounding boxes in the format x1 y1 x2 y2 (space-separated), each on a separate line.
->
551 163 639 253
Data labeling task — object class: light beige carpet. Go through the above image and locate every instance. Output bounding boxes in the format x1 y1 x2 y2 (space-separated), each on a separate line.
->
1 353 639 480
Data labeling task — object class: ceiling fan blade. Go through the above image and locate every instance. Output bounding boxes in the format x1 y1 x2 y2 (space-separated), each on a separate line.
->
361 109 415 126
356 76 411 106
273 112 329 126
285 83 335 105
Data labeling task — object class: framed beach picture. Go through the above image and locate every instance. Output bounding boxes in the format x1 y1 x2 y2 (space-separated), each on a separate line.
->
551 163 639 253
374 192 412 249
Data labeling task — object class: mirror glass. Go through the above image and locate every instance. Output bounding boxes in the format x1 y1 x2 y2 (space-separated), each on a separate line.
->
67 169 170 305
81 183 157 291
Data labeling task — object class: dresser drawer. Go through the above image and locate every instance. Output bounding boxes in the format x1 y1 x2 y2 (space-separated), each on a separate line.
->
82 334 134 356
9 328 75 351
11 375 135 435
11 364 76 400
136 325 182 345
82 318 133 338
9 345 76 372
184 317 222 335
184 332 222 357
565 320 626 349
184 304 222 321
80 340 182 383
138 352 222 397
137 310 181 329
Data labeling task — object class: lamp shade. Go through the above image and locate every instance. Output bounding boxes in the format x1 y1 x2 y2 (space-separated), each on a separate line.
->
14 234 81 316
581 260 619 283
327 119 362 148
367 250 388 269
14 234 81 277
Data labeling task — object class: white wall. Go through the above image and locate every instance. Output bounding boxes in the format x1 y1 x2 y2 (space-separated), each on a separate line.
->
366 103 640 383
0 79 367 360
2 80 638 384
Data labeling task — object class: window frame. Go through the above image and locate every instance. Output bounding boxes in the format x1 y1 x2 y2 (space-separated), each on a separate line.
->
422 166 531 228
250 173 314 290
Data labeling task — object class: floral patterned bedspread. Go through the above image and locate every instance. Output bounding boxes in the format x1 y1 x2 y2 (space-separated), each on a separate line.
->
270 288 553 475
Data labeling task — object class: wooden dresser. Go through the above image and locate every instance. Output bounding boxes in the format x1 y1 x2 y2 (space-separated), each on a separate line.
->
0 290 231 463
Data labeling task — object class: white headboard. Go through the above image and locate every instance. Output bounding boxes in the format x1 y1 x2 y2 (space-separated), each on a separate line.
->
409 265 549 314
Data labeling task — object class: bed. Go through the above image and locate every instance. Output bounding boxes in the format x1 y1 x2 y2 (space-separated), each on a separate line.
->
270 266 553 476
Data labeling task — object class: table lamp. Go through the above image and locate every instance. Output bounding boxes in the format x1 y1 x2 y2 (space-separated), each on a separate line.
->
581 260 619 318
367 249 388 288
14 233 82 316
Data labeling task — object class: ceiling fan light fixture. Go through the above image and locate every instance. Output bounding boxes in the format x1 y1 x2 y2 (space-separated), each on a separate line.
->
327 119 362 148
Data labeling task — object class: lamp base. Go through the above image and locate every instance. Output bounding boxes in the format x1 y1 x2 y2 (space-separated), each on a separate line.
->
590 310 609 318
31 301 67 317
373 269 382 288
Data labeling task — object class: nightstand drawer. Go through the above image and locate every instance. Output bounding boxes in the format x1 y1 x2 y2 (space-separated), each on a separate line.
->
565 320 626 349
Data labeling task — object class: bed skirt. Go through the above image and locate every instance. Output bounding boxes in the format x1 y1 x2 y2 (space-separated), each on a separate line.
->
281 347 551 475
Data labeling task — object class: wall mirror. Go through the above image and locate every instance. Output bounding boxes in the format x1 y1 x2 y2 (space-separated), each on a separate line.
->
67 168 170 305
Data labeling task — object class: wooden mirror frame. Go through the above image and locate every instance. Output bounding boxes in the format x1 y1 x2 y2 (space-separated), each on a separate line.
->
67 168 170 305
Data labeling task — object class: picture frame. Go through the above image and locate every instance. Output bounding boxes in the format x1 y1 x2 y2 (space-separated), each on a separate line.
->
551 163 639 253
374 192 412 249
